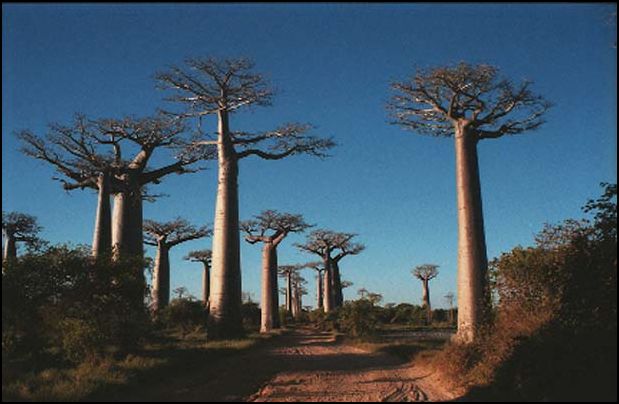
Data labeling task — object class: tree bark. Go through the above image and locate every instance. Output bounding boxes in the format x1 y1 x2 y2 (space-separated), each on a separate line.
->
454 125 489 343
92 172 112 259
286 272 293 314
208 109 243 338
112 184 144 260
323 259 333 313
260 242 278 333
151 242 170 314
316 271 323 310
202 262 210 306
422 279 432 324
3 234 16 263
332 259 343 307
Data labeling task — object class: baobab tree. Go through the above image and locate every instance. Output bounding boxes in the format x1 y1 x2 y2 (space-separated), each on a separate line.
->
2 212 42 263
144 218 211 313
157 57 335 338
412 264 439 324
17 114 211 260
278 264 303 316
389 63 551 342
184 249 213 306
305 261 325 310
241 210 311 333
445 291 456 325
291 271 308 320
296 230 364 312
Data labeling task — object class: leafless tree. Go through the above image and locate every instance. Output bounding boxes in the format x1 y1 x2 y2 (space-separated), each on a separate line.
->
17 114 212 260
157 57 335 338
241 210 311 333
2 212 42 262
412 264 439 324
185 249 213 306
389 62 550 342
296 230 364 312
144 218 211 313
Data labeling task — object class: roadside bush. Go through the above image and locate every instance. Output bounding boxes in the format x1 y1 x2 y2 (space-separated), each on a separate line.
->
336 299 378 339
158 298 207 335
241 301 261 330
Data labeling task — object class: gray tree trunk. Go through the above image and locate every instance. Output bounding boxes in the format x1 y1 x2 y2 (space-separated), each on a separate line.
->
202 262 210 306
286 272 293 314
260 242 278 333
151 242 170 314
3 234 16 263
112 186 144 260
332 259 343 307
316 272 323 310
422 279 432 324
92 172 112 259
208 110 243 338
323 260 333 313
454 125 489 343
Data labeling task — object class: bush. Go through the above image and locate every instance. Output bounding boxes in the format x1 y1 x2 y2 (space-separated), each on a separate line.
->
336 299 378 339
2 245 150 362
158 298 207 335
241 301 261 331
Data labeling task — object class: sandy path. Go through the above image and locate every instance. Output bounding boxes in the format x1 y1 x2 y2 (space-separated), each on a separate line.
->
246 328 454 402
119 327 455 402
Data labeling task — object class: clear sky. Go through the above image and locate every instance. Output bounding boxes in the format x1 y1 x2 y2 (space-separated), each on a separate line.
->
2 4 617 308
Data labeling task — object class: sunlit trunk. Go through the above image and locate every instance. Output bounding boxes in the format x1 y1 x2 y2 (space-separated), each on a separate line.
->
3 234 16 263
323 259 333 313
151 242 170 314
208 109 243 338
260 242 279 333
422 279 432 324
92 172 112 259
454 125 489 343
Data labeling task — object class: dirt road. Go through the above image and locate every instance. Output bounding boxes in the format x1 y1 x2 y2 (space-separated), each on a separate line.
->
123 327 456 402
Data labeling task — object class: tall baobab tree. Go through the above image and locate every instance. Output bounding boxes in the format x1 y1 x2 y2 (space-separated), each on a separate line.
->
278 264 302 316
2 212 42 263
241 210 311 333
389 63 551 343
144 218 211 313
305 261 325 310
296 230 364 312
17 115 211 260
291 271 308 320
185 249 213 306
157 57 335 338
412 264 439 324
445 291 456 325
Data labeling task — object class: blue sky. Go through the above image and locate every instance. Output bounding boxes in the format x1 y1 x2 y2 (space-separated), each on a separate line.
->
2 4 616 308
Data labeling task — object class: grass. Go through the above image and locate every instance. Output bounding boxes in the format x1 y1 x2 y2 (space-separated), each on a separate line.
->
2 329 273 402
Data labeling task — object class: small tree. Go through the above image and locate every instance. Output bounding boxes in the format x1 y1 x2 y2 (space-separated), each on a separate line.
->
241 210 311 333
412 264 439 324
445 291 456 325
389 63 550 342
278 264 303 316
144 218 211 313
305 261 325 310
2 212 42 263
184 249 212 306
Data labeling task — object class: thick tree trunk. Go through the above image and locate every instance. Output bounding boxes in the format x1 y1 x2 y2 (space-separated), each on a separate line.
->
323 260 333 313
286 272 293 314
260 243 278 333
454 126 489 344
3 234 17 263
92 172 112 259
202 262 210 306
422 279 432 324
316 271 323 310
151 243 170 314
208 110 243 338
270 247 280 329
112 186 144 260
332 259 343 307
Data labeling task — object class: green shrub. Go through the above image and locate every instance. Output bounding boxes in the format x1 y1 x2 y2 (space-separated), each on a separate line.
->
336 300 378 339
159 298 207 335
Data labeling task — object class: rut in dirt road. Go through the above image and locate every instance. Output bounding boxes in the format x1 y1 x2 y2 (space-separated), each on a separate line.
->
246 329 443 402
